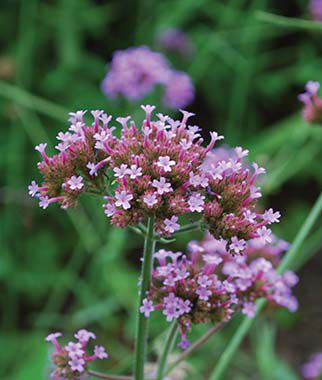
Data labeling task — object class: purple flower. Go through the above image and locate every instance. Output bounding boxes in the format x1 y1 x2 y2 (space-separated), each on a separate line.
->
28 181 40 197
196 286 212 301
74 329 96 343
164 216 180 234
157 156 176 172
66 176 84 191
115 190 133 210
163 71 194 109
263 208 281 224
256 226 272 245
94 345 108 359
46 332 62 342
302 352 322 379
188 193 205 212
310 0 322 21
242 302 257 317
101 46 170 100
152 177 173 195
103 202 116 217
113 164 130 178
140 298 155 317
68 356 85 372
39 196 50 209
66 342 84 358
157 28 193 57
128 165 143 179
143 193 158 208
229 237 246 254
177 337 191 350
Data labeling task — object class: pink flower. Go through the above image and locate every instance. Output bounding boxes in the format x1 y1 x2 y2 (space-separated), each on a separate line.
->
188 193 205 212
256 226 272 245
263 208 281 224
45 332 62 342
242 302 256 317
152 177 173 195
66 342 84 358
140 298 155 317
103 202 116 217
28 181 40 197
87 162 98 177
129 165 143 179
164 216 180 233
66 176 84 191
39 196 50 209
113 164 130 178
157 156 176 172
143 193 158 208
115 190 133 210
68 356 85 372
75 329 96 343
94 345 108 359
229 236 246 254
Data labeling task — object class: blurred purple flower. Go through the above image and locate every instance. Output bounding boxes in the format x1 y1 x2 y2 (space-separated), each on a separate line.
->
163 71 194 108
157 28 194 57
302 352 322 379
309 0 322 22
101 46 169 100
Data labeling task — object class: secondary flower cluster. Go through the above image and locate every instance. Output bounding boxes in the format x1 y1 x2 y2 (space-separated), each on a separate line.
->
156 28 194 57
101 46 194 109
140 234 298 349
298 81 322 124
310 0 322 22
46 330 108 379
302 352 322 379
29 106 279 248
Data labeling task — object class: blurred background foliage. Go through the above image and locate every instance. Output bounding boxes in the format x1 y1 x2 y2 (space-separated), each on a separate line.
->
1 0 322 379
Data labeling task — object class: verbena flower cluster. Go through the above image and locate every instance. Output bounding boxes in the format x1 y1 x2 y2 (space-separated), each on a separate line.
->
298 81 322 124
46 330 108 379
140 233 298 349
302 352 322 379
29 106 279 248
310 0 322 22
156 28 193 57
101 46 194 109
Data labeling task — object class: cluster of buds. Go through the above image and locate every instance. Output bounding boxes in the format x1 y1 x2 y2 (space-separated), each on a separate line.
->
140 233 298 349
101 46 194 109
302 352 322 379
29 106 280 249
46 330 108 380
298 81 322 124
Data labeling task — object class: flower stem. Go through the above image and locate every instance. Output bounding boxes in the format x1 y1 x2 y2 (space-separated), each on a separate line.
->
156 321 178 380
87 370 132 380
209 192 322 380
134 215 156 380
166 321 225 376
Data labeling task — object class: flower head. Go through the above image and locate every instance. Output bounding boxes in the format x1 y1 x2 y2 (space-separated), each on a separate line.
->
156 28 194 57
101 46 194 109
142 232 298 347
30 106 277 245
46 330 108 379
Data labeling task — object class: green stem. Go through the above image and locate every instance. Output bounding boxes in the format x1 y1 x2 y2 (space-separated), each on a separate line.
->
134 216 156 380
173 221 202 236
156 321 178 380
166 321 225 376
210 192 322 380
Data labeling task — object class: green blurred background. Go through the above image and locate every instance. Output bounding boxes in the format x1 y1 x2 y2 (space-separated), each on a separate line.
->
1 0 322 379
